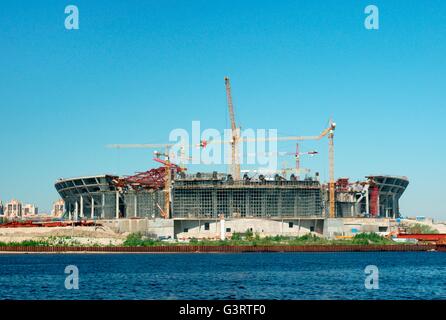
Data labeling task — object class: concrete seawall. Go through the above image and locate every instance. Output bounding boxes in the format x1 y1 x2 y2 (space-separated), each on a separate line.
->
0 244 439 253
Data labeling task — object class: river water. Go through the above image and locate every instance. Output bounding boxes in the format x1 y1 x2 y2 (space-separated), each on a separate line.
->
0 252 444 300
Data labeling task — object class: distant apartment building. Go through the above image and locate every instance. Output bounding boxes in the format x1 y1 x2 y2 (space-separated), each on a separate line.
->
5 199 22 217
52 199 65 217
3 200 39 218
22 203 38 216
0 201 4 216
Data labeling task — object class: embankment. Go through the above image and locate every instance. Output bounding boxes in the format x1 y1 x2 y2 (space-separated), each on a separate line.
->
0 244 442 253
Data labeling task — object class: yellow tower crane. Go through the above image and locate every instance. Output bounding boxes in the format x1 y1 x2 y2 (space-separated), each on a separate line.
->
202 78 337 218
109 78 337 219
224 77 241 180
254 119 336 218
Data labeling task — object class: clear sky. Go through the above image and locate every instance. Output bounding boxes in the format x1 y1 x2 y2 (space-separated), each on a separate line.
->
1 1 445 218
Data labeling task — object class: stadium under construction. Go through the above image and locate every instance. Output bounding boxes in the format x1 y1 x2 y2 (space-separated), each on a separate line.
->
55 172 408 220
54 171 408 238
54 78 409 238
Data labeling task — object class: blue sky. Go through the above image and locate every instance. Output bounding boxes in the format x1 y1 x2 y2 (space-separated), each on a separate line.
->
0 0 445 218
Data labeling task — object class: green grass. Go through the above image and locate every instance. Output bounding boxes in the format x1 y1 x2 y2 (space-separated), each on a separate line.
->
0 240 51 247
122 233 166 246
350 232 394 245
0 236 82 247
121 231 396 247
0 232 397 247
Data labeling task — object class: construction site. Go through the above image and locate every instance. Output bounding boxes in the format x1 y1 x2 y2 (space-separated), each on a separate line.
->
53 77 410 240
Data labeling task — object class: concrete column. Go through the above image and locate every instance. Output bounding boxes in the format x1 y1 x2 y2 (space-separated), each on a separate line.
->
91 196 94 219
115 191 119 219
80 196 84 218
245 191 250 218
377 193 380 217
290 192 299 217
220 216 226 241
229 190 233 216
134 194 137 218
212 190 217 217
365 188 369 214
216 218 220 237
74 202 78 221
68 202 72 220
392 194 397 218
101 193 105 219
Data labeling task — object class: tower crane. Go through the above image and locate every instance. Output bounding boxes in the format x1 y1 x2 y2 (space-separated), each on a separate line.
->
293 144 318 180
200 78 337 217
201 119 336 218
249 143 318 180
273 143 318 180
108 79 337 218
224 77 241 180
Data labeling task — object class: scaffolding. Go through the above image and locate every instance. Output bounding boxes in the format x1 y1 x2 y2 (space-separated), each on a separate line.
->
172 177 323 219
123 190 165 218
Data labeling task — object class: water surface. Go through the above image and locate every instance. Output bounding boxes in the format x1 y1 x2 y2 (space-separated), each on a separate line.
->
0 252 444 300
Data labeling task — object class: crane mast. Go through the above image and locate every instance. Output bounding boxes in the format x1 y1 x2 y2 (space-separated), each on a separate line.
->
328 120 335 218
295 144 300 180
224 77 241 180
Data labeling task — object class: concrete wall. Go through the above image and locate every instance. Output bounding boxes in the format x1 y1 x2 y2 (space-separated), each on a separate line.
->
174 218 323 239
102 218 174 239
323 218 397 238
101 217 397 240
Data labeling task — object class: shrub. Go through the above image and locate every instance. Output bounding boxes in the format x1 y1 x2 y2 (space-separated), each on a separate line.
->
231 233 242 241
297 234 319 242
245 229 254 240
352 232 391 245
123 233 162 246
405 223 438 234
123 233 144 246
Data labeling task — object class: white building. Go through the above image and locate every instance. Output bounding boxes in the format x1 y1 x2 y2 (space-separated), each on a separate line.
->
51 199 65 217
5 199 22 218
22 203 38 216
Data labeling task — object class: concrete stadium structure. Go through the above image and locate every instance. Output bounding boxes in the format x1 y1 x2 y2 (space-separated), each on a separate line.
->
335 175 409 218
172 173 323 219
55 175 165 220
54 172 408 238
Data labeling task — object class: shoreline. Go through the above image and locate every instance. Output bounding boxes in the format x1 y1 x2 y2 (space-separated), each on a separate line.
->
0 244 442 253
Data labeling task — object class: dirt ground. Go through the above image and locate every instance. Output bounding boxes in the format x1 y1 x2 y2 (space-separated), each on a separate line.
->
0 225 128 246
